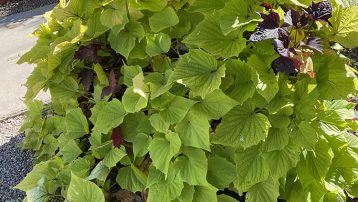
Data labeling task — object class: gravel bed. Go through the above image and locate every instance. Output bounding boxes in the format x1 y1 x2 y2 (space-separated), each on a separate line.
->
0 115 33 202
342 48 358 69
0 0 58 17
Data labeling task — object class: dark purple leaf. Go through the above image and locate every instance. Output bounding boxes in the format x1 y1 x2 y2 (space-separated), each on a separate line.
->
112 127 123 148
284 9 300 27
101 70 120 97
258 11 280 30
79 69 94 91
305 1 332 23
306 37 323 53
271 57 301 75
74 41 102 63
260 2 273 10
274 39 290 57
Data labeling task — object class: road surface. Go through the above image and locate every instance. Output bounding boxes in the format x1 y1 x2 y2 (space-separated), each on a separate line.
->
0 4 54 120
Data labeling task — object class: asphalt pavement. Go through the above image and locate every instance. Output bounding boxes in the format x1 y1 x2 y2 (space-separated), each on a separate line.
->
0 4 54 120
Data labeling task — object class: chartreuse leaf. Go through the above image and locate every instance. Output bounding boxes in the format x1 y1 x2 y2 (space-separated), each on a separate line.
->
153 94 197 124
183 14 246 58
133 133 152 158
234 146 270 191
174 147 208 186
149 132 181 175
122 86 148 113
133 71 150 99
263 128 289 152
116 164 147 192
225 59 256 104
149 7 179 32
108 21 145 58
217 195 238 202
147 165 184 202
50 76 78 103
120 112 154 142
173 49 225 98
129 0 167 11
103 146 127 168
331 6 358 48
86 161 110 182
92 99 126 134
213 102 271 149
61 139 82 163
24 62 47 101
248 55 279 102
192 185 218 202
26 179 48 202
246 178 279 202
219 0 259 35
85 10 109 39
122 65 142 87
145 70 174 99
93 64 109 86
297 139 334 188
149 113 170 133
207 155 237 189
145 33 171 57
191 89 238 120
16 157 62 191
263 143 300 179
100 3 127 29
67 173 105 202
290 121 318 150
188 0 227 12
176 111 210 151
65 108 89 139
174 183 195 202
314 54 354 100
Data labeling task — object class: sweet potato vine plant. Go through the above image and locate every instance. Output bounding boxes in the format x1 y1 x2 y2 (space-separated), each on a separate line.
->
15 0 358 201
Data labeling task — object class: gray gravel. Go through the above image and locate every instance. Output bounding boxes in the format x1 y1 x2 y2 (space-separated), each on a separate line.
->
0 0 58 17
0 115 33 202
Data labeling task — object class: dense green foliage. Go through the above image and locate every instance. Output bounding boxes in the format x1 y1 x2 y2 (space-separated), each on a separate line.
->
16 0 358 201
